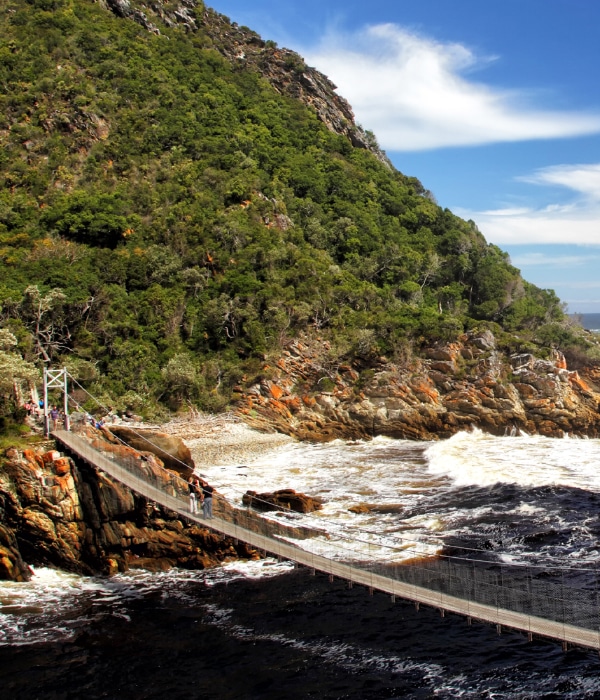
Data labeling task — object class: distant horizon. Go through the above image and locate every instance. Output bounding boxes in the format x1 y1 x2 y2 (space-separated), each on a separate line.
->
570 311 600 331
571 312 600 317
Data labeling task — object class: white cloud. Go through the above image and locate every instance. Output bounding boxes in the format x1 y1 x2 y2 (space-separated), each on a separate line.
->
305 24 600 151
564 281 600 289
456 205 600 245
457 162 600 245
508 252 595 267
518 164 600 200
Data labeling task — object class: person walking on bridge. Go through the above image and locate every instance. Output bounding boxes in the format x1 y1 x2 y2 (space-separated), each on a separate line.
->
50 405 60 431
188 476 199 514
200 479 214 519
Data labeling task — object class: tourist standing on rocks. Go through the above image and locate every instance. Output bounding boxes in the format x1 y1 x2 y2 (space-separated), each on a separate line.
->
200 480 214 519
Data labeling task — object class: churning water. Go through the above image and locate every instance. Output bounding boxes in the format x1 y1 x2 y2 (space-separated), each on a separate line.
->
203 429 600 568
3 429 600 698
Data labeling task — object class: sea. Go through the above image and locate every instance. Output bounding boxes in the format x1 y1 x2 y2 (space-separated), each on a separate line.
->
3 430 600 699
572 313 600 333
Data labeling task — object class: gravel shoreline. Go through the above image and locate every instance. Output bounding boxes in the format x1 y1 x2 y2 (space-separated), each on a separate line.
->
158 412 294 467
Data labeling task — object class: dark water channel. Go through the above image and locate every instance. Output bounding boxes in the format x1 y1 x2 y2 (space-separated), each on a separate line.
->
1 566 599 700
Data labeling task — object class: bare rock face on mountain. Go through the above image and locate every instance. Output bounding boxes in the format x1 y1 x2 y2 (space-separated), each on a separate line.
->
235 331 600 442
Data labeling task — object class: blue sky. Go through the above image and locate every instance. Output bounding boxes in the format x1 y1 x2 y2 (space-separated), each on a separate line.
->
211 0 600 313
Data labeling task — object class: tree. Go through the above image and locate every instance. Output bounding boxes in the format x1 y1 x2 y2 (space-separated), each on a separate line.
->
41 191 133 249
161 353 199 406
18 285 68 362
0 329 39 418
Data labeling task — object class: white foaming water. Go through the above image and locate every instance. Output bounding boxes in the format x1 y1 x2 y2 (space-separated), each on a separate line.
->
5 430 600 645
425 428 600 489
204 436 447 562
0 566 135 646
197 429 600 566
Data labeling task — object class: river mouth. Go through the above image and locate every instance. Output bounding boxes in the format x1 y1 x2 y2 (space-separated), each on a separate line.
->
4 429 600 696
188 430 600 571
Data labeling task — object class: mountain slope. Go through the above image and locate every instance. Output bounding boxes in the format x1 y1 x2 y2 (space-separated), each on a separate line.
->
0 0 584 419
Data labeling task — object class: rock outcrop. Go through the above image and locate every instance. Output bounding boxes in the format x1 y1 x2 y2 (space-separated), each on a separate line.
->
236 331 600 441
0 436 255 581
107 426 195 476
0 424 332 581
242 489 323 514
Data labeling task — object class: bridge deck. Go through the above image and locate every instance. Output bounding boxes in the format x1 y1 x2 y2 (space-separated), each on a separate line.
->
53 429 600 651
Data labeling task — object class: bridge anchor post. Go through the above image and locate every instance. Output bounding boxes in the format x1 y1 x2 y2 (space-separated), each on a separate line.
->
43 367 70 436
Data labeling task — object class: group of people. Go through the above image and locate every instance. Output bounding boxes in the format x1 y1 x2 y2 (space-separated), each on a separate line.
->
23 400 63 430
188 476 214 519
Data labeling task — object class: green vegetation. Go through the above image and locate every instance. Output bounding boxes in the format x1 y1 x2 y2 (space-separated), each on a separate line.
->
0 0 588 422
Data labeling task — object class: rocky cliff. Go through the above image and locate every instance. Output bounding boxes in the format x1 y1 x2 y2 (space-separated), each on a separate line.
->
0 423 329 581
236 330 600 441
0 434 256 581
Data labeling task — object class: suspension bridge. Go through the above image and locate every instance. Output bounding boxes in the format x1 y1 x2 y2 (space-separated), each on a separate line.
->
44 368 600 653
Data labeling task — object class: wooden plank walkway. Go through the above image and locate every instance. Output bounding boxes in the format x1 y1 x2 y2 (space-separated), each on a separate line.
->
53 429 600 651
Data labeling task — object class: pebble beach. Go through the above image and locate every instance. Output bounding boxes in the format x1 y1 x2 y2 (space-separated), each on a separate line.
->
158 412 294 467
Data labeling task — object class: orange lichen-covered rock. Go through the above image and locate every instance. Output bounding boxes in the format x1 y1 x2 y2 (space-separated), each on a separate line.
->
569 372 592 393
269 383 285 400
23 449 44 469
235 331 600 440
0 439 254 580
54 457 71 476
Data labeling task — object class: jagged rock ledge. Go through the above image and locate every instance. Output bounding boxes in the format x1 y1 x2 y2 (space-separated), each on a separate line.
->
234 330 600 441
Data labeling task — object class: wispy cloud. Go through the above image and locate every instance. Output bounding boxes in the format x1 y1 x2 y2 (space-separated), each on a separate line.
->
305 24 600 151
563 281 600 289
458 162 600 245
509 252 596 267
457 206 600 245
518 164 600 199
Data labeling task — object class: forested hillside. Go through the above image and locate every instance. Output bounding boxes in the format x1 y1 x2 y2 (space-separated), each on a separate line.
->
0 0 580 422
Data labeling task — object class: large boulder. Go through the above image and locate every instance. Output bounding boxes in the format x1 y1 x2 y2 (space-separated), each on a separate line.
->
108 426 195 476
242 488 323 514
